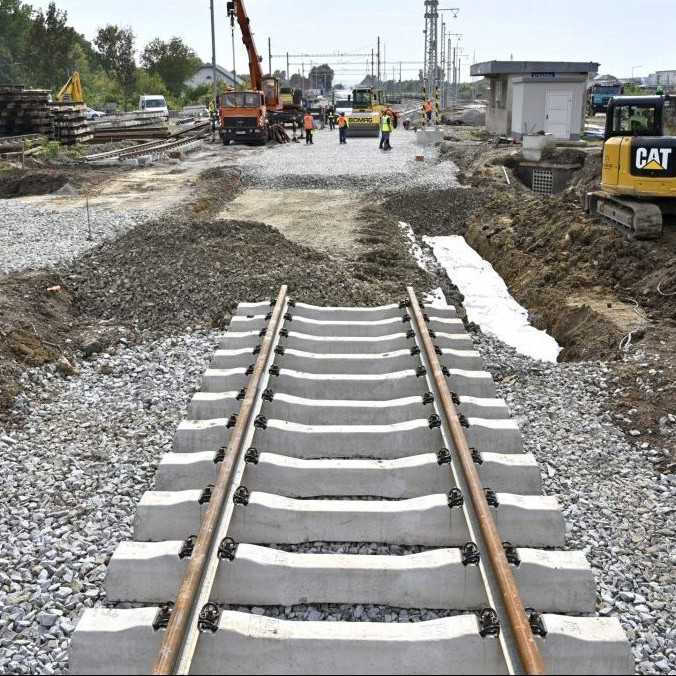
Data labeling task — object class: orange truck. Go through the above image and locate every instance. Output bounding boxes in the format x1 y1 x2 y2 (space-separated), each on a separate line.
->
220 0 284 145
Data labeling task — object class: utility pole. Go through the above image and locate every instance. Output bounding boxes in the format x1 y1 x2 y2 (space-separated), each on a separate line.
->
371 49 375 80
210 0 217 100
377 36 381 83
440 19 446 108
268 37 272 76
286 52 290 83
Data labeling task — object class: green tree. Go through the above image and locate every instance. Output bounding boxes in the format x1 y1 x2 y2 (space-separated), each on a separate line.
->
140 37 201 97
308 64 334 92
22 2 80 88
94 25 136 105
0 0 33 83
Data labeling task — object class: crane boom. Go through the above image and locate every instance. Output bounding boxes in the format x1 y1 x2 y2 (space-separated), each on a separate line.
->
234 0 263 91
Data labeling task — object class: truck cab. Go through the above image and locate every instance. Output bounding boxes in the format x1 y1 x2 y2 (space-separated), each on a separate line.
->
218 90 267 145
139 95 169 121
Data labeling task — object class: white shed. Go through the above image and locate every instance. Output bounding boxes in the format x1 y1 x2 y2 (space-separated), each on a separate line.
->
471 61 599 140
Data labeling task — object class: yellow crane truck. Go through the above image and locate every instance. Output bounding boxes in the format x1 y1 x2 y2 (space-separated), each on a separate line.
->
585 94 676 239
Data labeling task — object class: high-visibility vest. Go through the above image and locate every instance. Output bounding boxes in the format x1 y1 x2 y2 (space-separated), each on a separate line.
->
304 115 314 130
338 116 348 128
381 115 392 133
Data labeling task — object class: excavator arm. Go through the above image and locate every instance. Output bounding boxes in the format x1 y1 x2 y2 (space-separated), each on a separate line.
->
56 72 84 103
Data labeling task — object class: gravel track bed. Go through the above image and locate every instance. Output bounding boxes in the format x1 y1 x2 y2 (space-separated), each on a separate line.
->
0 318 673 674
0 201 149 275
0 331 215 675
477 333 675 676
237 127 460 192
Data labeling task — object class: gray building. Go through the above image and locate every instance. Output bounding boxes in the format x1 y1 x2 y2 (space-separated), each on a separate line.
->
185 64 244 90
471 61 599 140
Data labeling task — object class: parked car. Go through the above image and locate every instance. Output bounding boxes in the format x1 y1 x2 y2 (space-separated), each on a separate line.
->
138 95 170 121
84 107 105 121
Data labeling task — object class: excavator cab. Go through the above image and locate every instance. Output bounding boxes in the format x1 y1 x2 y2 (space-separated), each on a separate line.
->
586 95 676 239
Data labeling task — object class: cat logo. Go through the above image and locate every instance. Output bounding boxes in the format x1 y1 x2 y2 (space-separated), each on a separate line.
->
635 147 672 171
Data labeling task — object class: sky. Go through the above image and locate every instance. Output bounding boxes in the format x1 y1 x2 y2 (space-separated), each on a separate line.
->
32 0 676 86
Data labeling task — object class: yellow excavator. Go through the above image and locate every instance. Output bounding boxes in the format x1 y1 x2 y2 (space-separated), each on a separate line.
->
56 72 84 103
585 94 676 239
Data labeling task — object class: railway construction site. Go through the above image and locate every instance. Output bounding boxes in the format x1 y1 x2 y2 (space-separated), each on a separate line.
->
0 2 675 676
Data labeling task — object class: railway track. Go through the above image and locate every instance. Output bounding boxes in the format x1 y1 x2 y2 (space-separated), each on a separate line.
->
69 288 632 675
83 123 211 162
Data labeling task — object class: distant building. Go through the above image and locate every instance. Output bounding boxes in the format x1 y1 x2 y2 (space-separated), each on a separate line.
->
471 60 599 140
645 70 676 89
185 64 244 90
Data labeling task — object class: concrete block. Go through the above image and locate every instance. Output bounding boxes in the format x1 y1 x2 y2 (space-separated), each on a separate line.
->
288 315 413 338
229 315 268 331
69 607 162 675
423 304 457 319
291 302 408 321
427 317 465 334
173 419 230 453
189 392 241 421
133 490 204 542
155 452 218 491
282 330 414 355
104 543 596 614
538 615 634 675
275 348 419 375
68 609 632 675
457 396 510 419
479 453 542 495
464 418 524 454
272 369 428 401
252 418 443 459
245 452 452 498
439 348 484 371
193 611 506 675
433 332 474 350
262 393 428 426
201 368 250 393
152 450 542 496
217 331 261 350
211 348 258 370
228 492 565 547
445 369 498 398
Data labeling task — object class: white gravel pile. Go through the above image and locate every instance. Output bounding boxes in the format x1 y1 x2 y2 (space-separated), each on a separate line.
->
0 201 149 275
0 321 673 674
238 127 459 191
0 330 215 675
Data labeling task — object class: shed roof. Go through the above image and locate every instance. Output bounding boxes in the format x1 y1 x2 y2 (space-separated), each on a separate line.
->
471 61 599 77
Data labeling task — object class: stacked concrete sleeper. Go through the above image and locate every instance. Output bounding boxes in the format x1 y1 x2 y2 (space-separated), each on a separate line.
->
70 300 633 675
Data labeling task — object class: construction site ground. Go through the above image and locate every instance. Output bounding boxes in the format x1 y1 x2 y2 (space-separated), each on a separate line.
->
1 121 675 675
0 125 673 468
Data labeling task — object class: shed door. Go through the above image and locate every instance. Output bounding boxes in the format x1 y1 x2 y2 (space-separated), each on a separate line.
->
545 91 573 139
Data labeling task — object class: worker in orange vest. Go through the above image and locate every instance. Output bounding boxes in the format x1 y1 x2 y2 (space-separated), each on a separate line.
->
423 99 433 123
303 111 315 145
337 112 349 144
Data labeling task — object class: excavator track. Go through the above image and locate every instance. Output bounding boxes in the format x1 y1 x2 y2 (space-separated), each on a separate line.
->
586 191 664 240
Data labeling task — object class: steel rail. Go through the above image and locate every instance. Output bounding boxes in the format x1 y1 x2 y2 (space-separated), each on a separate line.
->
407 287 545 676
153 286 288 675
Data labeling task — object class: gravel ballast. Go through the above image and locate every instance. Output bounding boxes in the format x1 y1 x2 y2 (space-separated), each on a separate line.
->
238 126 460 191
0 331 215 674
0 201 149 275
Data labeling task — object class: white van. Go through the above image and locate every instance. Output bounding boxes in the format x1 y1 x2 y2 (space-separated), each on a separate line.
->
138 95 169 120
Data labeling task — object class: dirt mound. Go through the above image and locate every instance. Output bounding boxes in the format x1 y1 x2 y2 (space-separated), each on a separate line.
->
0 170 69 198
0 271 81 413
63 215 433 334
